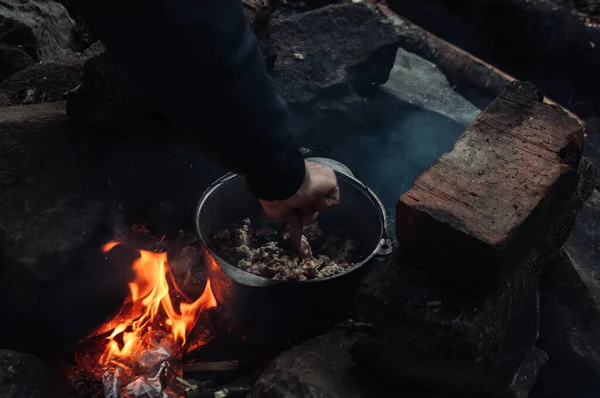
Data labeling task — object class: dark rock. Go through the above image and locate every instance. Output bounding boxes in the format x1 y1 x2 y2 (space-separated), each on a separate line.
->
0 52 91 105
0 0 75 61
537 189 600 394
0 350 65 398
534 291 600 398
381 47 480 126
0 47 36 83
82 40 105 58
562 189 600 321
507 347 548 398
350 249 540 394
243 0 272 28
248 327 456 398
268 2 399 115
396 81 585 284
584 129 600 189
385 0 600 120
66 50 162 130
0 91 10 107
350 157 596 394
0 101 223 353
0 102 108 280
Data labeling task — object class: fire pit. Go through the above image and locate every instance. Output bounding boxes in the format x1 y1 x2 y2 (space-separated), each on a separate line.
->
72 241 219 398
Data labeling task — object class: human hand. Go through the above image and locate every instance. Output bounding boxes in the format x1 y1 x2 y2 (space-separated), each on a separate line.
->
259 160 340 226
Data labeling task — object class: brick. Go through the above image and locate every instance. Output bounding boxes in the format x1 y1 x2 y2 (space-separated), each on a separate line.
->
396 81 584 284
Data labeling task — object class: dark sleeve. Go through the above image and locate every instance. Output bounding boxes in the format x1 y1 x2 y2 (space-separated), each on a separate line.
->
70 0 305 201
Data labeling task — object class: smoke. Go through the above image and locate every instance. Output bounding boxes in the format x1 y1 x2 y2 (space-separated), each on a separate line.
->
301 93 473 216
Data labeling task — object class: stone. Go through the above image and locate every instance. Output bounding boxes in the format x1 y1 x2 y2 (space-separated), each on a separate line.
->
396 81 585 284
0 101 223 352
268 3 399 108
0 102 108 280
507 347 548 398
0 52 91 105
350 248 540 394
349 157 595 394
243 0 271 28
381 47 481 126
0 91 10 107
584 129 600 189
0 350 66 398
535 289 600 398
0 47 36 83
0 0 75 61
248 326 456 398
537 189 600 392
562 189 600 321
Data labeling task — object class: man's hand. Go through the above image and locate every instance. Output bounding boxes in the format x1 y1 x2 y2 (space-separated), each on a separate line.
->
259 161 340 225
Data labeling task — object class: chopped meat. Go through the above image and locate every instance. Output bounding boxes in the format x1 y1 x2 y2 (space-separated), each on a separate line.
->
209 217 356 281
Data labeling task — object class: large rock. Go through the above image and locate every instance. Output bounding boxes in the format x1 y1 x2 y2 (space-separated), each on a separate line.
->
507 347 548 398
248 327 456 398
243 0 272 29
350 157 596 394
0 91 10 107
350 249 540 394
1 53 86 105
381 47 481 126
584 128 600 189
396 81 585 284
269 3 399 108
0 102 108 280
0 350 66 398
535 287 600 398
0 100 224 353
563 189 600 321
0 47 36 83
537 189 600 395
0 0 75 60
0 41 106 105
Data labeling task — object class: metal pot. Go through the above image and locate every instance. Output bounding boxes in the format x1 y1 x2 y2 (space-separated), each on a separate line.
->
195 148 390 340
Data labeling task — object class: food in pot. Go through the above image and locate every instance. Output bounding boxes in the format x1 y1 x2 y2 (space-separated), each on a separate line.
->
209 218 356 281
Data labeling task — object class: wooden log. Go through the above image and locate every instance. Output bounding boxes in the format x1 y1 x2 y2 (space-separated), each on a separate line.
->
395 81 584 284
371 2 584 126
182 360 239 373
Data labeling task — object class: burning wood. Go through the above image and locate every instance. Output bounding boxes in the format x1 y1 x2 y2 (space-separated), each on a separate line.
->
182 361 239 373
78 242 218 397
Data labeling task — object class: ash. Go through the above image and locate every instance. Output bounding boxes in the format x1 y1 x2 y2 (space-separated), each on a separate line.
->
210 218 356 281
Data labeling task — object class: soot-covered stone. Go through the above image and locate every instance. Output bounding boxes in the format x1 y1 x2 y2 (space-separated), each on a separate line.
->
350 157 595 394
0 47 36 83
0 350 66 398
269 3 399 107
0 0 75 61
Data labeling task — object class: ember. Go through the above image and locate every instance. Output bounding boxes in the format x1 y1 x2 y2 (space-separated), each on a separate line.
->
82 242 217 397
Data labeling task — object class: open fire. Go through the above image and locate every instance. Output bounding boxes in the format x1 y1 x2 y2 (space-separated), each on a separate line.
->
79 241 218 397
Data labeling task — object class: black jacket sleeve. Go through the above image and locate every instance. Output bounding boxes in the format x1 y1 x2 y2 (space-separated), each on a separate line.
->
71 0 305 201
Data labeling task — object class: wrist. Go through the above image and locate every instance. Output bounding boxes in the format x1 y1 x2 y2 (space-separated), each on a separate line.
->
245 150 306 201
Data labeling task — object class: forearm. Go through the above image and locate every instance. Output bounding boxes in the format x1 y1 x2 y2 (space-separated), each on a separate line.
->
71 0 305 200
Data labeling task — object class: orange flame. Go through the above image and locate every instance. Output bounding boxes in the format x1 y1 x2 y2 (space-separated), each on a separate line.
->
99 241 217 365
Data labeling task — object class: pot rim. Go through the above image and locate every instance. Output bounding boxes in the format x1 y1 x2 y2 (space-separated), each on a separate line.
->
195 171 387 287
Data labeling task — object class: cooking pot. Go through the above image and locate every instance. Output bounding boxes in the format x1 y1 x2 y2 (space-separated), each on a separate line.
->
195 147 391 341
